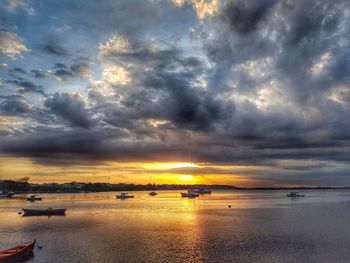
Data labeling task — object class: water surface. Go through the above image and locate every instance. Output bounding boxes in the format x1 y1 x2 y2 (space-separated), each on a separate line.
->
1 190 350 262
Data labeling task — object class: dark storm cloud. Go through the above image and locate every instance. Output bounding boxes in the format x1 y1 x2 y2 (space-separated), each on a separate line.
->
141 72 227 131
96 40 226 131
44 92 93 128
201 0 350 141
221 0 277 35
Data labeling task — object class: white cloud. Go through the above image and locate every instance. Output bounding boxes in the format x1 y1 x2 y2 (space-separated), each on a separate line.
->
102 66 131 86
99 35 131 56
0 29 30 59
310 52 332 77
171 0 220 21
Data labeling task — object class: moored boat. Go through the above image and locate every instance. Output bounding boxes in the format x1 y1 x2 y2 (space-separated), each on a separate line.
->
116 193 134 199
286 192 305 197
26 195 43 202
0 239 35 262
0 191 15 198
181 190 199 198
149 191 157 196
22 208 66 215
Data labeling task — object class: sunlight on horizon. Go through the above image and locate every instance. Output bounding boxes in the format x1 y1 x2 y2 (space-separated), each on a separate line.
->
177 174 198 184
142 162 199 170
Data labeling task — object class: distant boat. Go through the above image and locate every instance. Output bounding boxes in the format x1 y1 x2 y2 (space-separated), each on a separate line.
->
149 192 158 196
22 208 66 215
26 195 42 202
0 191 15 198
286 192 305 197
116 193 134 199
0 239 36 261
181 190 199 198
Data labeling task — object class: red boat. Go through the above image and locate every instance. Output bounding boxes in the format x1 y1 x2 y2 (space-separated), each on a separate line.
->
0 239 36 262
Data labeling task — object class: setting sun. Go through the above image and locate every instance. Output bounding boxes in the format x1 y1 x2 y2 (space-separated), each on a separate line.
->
177 174 198 184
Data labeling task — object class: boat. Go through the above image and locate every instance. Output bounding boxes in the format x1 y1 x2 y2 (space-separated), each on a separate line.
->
26 195 42 202
22 208 66 215
0 239 35 262
149 192 157 196
0 191 15 198
116 193 134 199
181 190 199 198
286 192 305 197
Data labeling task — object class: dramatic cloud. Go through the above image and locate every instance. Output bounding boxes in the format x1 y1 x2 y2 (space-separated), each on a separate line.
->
1 0 350 186
44 92 93 128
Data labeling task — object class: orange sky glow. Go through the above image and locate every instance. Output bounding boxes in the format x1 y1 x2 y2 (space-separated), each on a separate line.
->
0 156 270 187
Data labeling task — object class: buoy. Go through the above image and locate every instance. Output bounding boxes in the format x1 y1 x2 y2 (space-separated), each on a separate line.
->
228 205 231 208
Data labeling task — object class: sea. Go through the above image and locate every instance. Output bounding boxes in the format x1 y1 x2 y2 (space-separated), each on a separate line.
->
1 190 350 263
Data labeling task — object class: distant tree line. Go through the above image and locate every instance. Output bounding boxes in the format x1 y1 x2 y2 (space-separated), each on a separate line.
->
0 178 236 193
0 177 30 191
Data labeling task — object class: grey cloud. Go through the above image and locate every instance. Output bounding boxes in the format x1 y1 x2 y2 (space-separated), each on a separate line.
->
30 69 46 78
8 67 27 76
0 95 32 115
6 79 45 94
44 92 93 128
50 60 90 80
221 0 277 35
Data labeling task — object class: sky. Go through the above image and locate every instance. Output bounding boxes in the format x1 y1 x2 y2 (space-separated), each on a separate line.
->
1 0 350 187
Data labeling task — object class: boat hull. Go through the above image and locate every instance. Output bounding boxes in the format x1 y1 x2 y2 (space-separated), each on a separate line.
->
26 197 42 202
199 190 211 194
116 196 134 199
181 193 199 198
286 194 305 197
0 239 35 262
22 208 66 215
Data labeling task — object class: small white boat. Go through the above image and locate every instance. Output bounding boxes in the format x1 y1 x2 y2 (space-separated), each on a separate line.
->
181 190 199 198
286 192 305 197
116 193 134 199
